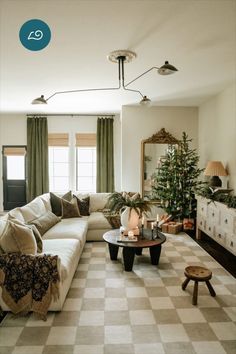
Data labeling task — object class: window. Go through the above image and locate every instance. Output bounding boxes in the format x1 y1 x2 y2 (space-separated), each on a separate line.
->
49 147 69 192
76 147 96 192
76 133 96 193
48 134 69 192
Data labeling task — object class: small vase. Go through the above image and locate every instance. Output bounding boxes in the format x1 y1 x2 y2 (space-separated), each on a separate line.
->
120 207 140 230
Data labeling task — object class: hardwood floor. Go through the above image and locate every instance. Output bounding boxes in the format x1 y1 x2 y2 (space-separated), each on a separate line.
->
188 232 236 278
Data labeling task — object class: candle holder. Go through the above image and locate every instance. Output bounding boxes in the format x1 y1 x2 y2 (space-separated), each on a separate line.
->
151 229 154 240
141 224 144 239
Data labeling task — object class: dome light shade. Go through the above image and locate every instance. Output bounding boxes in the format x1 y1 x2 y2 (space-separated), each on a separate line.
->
32 95 47 104
140 95 151 106
158 61 178 75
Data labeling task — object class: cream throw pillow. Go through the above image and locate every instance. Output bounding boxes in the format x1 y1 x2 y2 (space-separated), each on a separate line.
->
8 215 43 253
0 221 37 255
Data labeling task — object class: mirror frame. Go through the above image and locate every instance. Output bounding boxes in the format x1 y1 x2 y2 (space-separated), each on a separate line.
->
141 128 179 200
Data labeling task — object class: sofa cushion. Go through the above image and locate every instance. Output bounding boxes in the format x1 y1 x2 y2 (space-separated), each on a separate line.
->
43 238 81 282
29 210 61 236
89 193 110 212
43 217 88 246
20 197 48 223
87 211 111 230
0 221 37 255
62 197 81 219
74 195 90 216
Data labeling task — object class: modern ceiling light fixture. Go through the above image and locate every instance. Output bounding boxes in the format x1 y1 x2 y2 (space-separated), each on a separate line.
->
32 50 178 106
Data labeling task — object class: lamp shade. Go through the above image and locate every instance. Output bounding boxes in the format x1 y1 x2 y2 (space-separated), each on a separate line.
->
204 161 227 177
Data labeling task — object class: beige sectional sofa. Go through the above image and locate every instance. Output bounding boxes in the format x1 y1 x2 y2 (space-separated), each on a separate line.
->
0 192 112 312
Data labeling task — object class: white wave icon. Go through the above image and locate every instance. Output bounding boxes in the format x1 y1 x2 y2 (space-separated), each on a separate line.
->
28 30 43 41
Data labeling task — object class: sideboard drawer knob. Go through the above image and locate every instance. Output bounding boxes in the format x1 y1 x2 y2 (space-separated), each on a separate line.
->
230 241 234 247
225 219 228 224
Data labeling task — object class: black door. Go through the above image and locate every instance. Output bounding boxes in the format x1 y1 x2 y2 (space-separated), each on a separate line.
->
2 146 27 210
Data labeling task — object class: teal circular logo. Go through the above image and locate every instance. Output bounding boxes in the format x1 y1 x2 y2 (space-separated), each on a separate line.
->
19 19 51 51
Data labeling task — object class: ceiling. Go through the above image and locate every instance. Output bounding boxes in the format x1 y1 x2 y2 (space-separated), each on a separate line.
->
0 0 236 115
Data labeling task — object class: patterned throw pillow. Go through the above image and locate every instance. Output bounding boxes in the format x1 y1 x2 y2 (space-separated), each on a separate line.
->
61 197 81 219
50 191 72 216
74 195 90 216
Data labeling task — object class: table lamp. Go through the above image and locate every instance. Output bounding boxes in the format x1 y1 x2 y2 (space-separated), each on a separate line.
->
204 161 227 187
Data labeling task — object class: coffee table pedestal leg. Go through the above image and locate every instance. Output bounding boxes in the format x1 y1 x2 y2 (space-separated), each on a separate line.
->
123 247 135 271
149 245 162 265
108 244 119 260
135 248 143 255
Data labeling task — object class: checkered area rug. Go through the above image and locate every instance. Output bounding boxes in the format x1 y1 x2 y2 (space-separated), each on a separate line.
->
0 232 236 354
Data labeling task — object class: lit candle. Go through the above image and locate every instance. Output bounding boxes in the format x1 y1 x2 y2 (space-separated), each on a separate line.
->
142 216 145 225
156 214 160 222
151 222 154 230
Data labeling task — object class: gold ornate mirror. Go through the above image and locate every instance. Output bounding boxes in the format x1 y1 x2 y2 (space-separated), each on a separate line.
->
141 128 179 201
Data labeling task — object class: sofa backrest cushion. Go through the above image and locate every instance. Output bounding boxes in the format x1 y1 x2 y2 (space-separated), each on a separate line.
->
89 193 110 212
50 191 72 216
39 193 52 212
0 220 37 255
28 210 61 236
8 208 25 223
20 197 48 223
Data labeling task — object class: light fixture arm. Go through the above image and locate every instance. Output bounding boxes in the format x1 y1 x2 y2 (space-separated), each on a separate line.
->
44 60 122 102
124 66 159 88
119 56 144 98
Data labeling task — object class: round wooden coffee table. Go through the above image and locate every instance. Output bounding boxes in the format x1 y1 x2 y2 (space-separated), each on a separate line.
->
103 229 166 271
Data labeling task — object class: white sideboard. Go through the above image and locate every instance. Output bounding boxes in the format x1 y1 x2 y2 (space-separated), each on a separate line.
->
196 196 236 256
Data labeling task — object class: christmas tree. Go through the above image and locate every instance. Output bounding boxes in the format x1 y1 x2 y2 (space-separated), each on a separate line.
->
151 132 204 219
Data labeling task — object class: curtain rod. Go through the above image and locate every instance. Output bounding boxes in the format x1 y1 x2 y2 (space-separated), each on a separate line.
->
26 113 115 117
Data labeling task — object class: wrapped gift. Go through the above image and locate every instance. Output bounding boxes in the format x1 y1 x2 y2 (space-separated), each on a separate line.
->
161 223 169 233
168 222 182 234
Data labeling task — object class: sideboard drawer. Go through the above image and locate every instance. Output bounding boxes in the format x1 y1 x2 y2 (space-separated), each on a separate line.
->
220 212 235 233
207 204 220 225
226 236 236 256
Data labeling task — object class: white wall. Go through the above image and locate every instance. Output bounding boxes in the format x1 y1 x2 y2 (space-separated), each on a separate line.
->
0 114 121 210
198 83 236 190
121 106 198 193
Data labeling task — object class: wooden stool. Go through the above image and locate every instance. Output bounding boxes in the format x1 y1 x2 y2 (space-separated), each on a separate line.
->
182 266 216 305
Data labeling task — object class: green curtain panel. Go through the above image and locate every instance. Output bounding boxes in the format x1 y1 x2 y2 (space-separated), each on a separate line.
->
27 117 49 201
96 117 114 192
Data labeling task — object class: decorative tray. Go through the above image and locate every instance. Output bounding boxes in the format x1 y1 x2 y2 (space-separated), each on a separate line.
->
117 236 138 242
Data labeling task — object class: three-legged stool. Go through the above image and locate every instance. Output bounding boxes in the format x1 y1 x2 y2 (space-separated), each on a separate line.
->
182 266 216 305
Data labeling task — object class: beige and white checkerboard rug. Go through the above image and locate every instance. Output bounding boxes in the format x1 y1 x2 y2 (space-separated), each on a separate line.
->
0 232 236 354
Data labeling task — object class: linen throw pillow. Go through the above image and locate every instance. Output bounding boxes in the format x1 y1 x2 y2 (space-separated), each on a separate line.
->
74 195 90 216
29 210 61 236
61 197 81 218
0 221 37 255
50 191 72 216
8 215 43 253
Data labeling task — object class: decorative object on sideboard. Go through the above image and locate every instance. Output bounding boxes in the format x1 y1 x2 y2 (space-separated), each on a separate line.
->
204 161 227 187
32 50 178 106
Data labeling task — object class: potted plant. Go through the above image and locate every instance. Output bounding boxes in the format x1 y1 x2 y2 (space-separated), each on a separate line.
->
107 192 151 230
